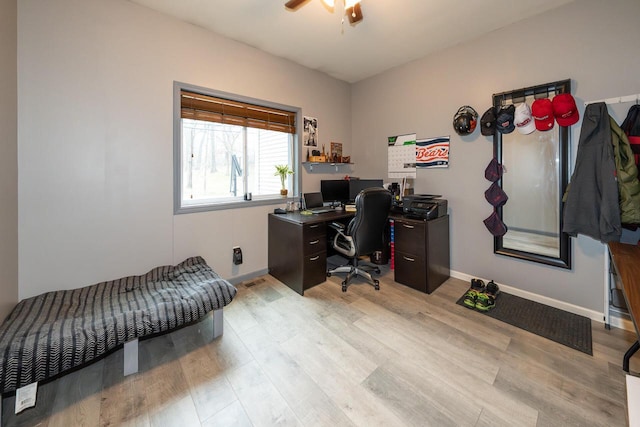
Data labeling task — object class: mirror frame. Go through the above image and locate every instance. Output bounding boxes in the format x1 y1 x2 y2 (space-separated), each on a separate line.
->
492 79 572 269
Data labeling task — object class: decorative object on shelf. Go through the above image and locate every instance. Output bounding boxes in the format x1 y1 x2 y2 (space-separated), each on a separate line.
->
308 156 326 162
303 116 318 146
330 142 343 163
274 164 294 196
307 148 324 162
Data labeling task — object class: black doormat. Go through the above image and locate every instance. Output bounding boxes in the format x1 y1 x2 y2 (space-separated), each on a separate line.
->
456 291 593 355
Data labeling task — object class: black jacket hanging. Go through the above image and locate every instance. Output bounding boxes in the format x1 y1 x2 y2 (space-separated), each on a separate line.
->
563 103 621 243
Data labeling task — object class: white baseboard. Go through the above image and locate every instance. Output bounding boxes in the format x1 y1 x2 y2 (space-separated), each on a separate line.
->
609 313 635 331
450 270 634 332
228 269 269 286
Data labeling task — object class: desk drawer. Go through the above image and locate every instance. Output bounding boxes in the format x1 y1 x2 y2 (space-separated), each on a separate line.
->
304 222 326 238
303 251 327 289
303 222 326 254
304 235 326 254
394 219 425 255
394 250 427 293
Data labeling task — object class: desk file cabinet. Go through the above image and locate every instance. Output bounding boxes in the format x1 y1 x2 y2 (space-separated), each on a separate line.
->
393 215 450 293
268 214 327 295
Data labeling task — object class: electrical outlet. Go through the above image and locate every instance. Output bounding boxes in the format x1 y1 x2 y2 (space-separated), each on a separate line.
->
233 247 243 265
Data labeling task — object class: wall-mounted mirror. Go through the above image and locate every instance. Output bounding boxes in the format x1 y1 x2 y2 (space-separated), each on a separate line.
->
493 79 572 269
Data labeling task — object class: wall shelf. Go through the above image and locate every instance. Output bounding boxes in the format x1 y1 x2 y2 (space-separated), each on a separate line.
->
302 162 353 172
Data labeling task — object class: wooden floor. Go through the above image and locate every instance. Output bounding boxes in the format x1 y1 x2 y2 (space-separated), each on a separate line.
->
2 268 638 426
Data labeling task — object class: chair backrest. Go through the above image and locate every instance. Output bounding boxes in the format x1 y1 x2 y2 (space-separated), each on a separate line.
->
347 187 392 256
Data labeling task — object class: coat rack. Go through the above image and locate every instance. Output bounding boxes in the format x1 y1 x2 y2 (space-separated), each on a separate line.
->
584 93 640 106
587 91 640 328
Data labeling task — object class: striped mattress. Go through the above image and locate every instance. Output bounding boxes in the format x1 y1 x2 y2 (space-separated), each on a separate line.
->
0 256 237 394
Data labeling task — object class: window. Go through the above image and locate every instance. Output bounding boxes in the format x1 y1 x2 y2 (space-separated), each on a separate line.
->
174 84 299 213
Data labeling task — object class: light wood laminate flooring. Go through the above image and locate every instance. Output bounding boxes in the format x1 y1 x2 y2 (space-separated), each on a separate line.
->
2 268 637 426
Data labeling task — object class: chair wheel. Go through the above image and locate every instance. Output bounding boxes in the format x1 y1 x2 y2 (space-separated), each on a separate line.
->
327 272 332 277
342 284 347 292
374 280 380 291
375 268 381 274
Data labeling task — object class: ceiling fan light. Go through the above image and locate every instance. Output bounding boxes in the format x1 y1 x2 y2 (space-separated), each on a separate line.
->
321 0 335 7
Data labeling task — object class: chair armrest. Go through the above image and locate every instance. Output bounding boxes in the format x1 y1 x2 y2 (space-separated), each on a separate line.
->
332 229 355 257
329 222 345 232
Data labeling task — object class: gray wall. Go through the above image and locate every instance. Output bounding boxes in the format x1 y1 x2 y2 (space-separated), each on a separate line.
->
0 0 19 320
351 0 640 312
14 0 640 318
18 0 352 299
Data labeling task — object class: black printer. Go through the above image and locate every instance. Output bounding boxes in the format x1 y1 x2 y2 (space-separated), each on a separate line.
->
402 194 448 220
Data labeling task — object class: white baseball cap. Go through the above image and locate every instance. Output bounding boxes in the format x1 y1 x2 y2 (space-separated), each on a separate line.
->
514 102 536 135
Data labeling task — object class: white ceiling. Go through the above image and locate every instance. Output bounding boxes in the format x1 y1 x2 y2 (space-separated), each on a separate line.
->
130 0 574 83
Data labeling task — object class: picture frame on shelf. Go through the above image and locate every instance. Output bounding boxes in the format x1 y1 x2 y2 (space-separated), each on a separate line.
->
330 142 343 163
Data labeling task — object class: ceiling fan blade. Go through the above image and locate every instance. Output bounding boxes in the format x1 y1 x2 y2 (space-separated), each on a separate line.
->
346 3 363 24
285 0 310 10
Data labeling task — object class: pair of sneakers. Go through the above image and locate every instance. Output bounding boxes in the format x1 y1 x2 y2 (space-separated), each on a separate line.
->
463 279 499 311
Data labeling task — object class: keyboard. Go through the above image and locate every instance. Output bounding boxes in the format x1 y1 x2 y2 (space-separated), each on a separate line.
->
309 207 334 214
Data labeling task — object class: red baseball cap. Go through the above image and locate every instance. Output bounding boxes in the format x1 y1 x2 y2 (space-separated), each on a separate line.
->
552 94 579 127
531 98 555 131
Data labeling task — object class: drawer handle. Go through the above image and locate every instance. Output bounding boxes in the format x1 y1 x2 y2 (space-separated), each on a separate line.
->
309 255 320 261
309 239 320 245
309 224 320 229
402 224 415 229
403 256 415 262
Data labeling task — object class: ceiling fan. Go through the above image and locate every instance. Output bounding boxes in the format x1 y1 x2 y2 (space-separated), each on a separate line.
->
285 0 364 24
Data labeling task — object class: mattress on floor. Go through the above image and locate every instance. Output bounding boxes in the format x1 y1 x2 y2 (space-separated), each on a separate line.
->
0 256 237 394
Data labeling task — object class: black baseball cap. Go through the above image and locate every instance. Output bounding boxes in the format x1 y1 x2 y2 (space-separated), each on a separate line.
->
495 104 516 134
480 107 496 136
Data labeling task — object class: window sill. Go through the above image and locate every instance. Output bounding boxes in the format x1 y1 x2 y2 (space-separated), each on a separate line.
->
175 196 292 215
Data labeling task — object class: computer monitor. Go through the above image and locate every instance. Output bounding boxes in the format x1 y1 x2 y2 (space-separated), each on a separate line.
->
348 179 384 202
321 180 350 205
303 192 324 209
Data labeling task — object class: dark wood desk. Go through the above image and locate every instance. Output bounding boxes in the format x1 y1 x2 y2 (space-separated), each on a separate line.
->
608 241 640 372
268 210 451 296
268 210 354 295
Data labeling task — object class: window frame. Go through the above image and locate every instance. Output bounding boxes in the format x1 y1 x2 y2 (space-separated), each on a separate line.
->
173 82 301 214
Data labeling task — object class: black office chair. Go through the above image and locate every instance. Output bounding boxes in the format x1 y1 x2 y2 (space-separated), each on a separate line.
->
327 187 392 292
